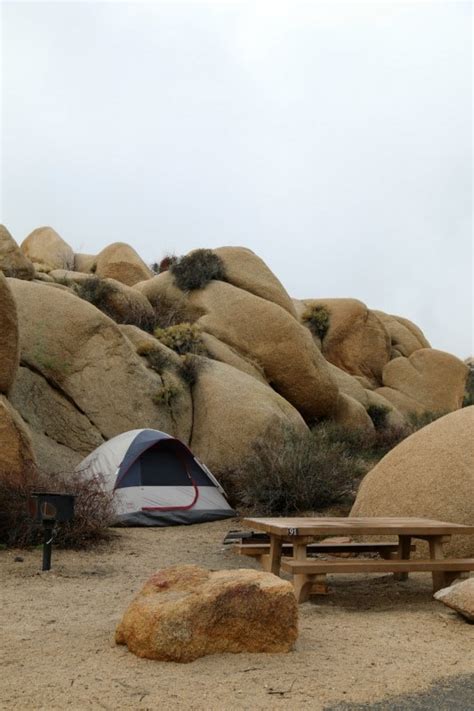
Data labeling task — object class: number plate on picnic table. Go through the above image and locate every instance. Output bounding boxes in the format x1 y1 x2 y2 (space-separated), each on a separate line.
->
287 527 299 536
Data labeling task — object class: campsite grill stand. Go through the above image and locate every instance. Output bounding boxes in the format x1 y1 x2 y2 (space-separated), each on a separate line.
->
29 493 75 571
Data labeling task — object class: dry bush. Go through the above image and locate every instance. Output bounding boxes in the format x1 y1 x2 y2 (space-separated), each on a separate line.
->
154 323 207 356
0 468 115 549
302 304 330 340
136 341 175 373
152 294 191 330
170 249 226 291
178 354 207 387
74 277 155 332
227 425 359 515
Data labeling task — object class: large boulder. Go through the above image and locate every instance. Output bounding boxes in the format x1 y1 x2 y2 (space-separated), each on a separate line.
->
434 578 474 622
376 349 468 415
73 253 97 273
200 332 267 383
213 246 297 316
0 225 35 280
190 358 309 472
333 393 374 434
0 272 19 393
0 396 37 476
20 226 74 272
116 565 298 662
302 298 391 385
373 311 430 358
351 407 474 557
95 242 153 286
8 279 192 459
194 283 339 419
136 271 339 420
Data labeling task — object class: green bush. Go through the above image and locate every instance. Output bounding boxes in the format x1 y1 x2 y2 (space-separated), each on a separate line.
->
154 323 207 356
302 304 330 340
170 249 226 291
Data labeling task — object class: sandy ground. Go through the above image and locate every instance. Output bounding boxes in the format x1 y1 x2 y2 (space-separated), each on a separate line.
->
1 519 473 711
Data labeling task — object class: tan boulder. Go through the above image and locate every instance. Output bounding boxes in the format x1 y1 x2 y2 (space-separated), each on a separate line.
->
376 348 468 415
116 565 298 662
434 578 474 622
33 272 54 282
9 366 104 455
200 332 267 383
0 272 19 393
0 396 37 476
73 253 97 273
191 358 309 472
364 390 406 428
8 279 192 449
136 272 338 420
95 242 153 286
49 269 93 284
374 311 430 358
0 225 35 280
302 298 391 384
21 226 74 272
192 282 339 420
327 363 368 407
351 407 474 557
213 246 297 316
333 393 374 434
72 276 156 331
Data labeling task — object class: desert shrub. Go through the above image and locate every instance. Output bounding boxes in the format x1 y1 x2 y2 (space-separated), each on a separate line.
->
0 468 114 549
152 294 190 330
159 254 178 273
154 323 207 356
463 366 474 407
153 383 181 407
230 426 359 515
302 304 330 340
136 341 174 373
74 277 119 317
366 403 390 429
407 410 446 429
178 354 207 387
170 249 226 291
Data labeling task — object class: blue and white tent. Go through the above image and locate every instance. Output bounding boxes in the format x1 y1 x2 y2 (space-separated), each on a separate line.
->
76 429 235 526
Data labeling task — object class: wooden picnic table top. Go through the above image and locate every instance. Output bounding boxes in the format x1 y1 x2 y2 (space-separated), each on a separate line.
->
242 516 474 537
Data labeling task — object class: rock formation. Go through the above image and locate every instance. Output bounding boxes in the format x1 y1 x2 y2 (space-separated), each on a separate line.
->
116 565 298 662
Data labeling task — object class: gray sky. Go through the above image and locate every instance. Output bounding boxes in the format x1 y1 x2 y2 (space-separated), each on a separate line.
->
1 1 472 357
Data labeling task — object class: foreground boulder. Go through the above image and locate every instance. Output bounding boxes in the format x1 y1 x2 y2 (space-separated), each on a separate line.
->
21 226 74 272
116 565 298 662
434 578 474 622
0 273 19 393
351 407 474 557
0 225 35 280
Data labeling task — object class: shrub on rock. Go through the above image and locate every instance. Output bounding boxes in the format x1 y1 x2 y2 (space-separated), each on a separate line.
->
116 565 298 662
170 249 227 291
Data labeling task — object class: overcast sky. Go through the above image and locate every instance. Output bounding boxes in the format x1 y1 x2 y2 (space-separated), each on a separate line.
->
1 1 472 357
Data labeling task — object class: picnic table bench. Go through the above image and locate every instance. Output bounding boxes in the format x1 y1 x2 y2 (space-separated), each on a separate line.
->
240 517 474 603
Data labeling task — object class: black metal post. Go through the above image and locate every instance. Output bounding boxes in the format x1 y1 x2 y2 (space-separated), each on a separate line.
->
42 524 54 571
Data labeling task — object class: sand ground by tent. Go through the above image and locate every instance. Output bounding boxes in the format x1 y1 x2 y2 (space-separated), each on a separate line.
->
1 519 473 711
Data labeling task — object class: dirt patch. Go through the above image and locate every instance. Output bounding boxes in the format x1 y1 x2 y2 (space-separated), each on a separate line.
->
1 520 472 710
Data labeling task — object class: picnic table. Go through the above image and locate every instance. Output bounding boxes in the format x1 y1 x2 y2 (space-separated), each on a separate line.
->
240 517 474 603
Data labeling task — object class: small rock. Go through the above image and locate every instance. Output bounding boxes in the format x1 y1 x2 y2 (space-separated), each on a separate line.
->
434 578 474 622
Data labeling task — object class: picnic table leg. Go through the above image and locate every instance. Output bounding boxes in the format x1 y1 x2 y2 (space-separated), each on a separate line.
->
429 535 448 592
268 535 283 576
394 535 412 581
292 542 313 604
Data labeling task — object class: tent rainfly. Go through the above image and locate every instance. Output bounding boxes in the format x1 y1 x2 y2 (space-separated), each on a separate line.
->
76 429 235 526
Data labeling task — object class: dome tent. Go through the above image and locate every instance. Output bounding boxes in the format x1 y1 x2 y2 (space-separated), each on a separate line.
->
76 429 235 526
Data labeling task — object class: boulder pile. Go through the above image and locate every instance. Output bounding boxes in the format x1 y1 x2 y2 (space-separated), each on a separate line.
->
0 224 469 479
